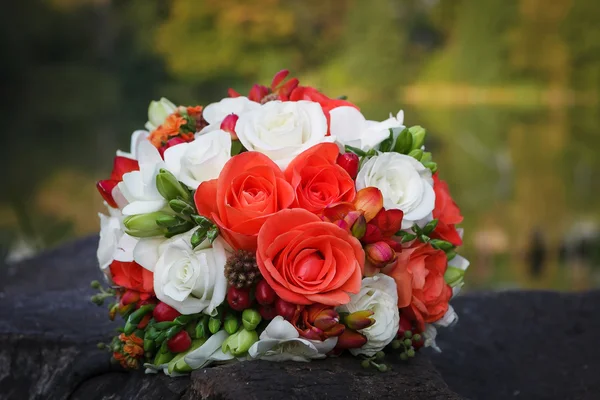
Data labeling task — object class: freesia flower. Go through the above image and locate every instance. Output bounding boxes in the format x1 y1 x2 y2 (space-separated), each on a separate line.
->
194 151 295 251
97 206 138 275
330 107 404 152
338 274 399 357
163 129 231 189
256 209 364 306
431 172 464 246
235 100 331 169
153 234 228 315
356 152 435 229
184 331 235 369
248 316 337 362
118 140 168 216
201 96 260 126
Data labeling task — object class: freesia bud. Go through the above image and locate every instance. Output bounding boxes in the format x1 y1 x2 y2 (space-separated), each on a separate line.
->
271 69 290 89
409 125 426 150
335 329 368 349
120 290 140 306
336 152 360 179
195 316 210 339
408 149 424 161
123 211 171 237
344 310 375 330
353 187 384 222
224 314 240 335
220 114 239 140
350 215 367 240
147 97 177 131
155 214 183 228
168 199 195 215
222 329 258 356
208 317 222 335
242 309 262 331
444 266 465 287
312 308 340 332
156 169 190 202
394 128 413 154
191 226 209 249
365 241 397 268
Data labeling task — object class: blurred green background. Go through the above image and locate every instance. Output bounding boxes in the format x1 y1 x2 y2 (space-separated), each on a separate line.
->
1 0 599 291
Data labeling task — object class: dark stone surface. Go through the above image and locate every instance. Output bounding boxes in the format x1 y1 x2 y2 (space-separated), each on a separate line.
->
1 236 599 399
431 290 600 400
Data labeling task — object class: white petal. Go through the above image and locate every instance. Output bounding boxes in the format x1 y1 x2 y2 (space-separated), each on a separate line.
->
184 331 230 369
113 233 137 262
261 316 299 340
121 199 166 216
133 237 165 271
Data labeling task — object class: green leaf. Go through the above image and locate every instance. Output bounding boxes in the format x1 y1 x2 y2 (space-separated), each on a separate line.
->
378 130 394 152
422 219 438 235
345 145 367 157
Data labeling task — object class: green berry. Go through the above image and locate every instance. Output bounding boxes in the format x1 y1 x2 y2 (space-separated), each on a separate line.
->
407 348 416 358
361 359 371 369
375 351 385 360
403 338 412 347
391 340 401 350
413 334 421 342
400 352 408 361
404 330 413 339
378 364 388 372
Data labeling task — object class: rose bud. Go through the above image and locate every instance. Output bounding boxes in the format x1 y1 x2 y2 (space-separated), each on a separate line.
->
343 310 375 331
153 302 181 322
220 113 239 140
167 331 192 353
335 329 368 349
365 241 397 268
336 152 360 179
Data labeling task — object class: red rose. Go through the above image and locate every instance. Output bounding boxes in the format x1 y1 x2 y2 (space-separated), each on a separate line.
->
194 151 295 251
284 143 356 213
431 173 463 246
109 261 153 294
390 241 452 331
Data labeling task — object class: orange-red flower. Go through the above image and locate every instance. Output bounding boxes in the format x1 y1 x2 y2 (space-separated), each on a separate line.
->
431 172 463 246
148 114 189 147
284 143 356 213
385 241 452 331
113 333 145 369
256 209 364 306
194 152 295 251
109 260 154 294
96 156 139 208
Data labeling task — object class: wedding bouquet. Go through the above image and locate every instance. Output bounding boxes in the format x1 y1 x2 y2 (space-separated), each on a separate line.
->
93 70 469 375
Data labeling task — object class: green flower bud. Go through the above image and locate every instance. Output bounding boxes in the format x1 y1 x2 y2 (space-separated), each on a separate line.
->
156 169 190 202
378 130 394 153
420 151 432 163
350 215 367 240
224 314 240 335
191 214 213 227
154 350 175 366
207 226 220 244
444 266 465 287
169 199 195 215
242 309 262 331
123 212 170 237
423 161 438 173
147 97 177 130
208 317 222 335
155 214 184 228
409 126 426 150
422 219 438 235
408 149 424 161
430 239 454 251
195 316 210 339
413 334 422 342
222 329 258 356
375 351 385 360
361 359 371 369
394 128 413 154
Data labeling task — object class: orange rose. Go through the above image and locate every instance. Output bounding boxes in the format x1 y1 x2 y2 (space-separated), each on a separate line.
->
109 261 154 294
385 241 451 331
284 143 356 213
194 152 295 251
256 209 364 306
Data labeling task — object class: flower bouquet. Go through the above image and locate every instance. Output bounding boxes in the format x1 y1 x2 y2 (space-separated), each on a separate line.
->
93 70 469 375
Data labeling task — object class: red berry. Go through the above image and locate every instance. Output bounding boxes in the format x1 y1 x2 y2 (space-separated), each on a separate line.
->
274 297 296 321
167 331 191 353
258 303 277 320
227 286 252 311
336 152 360 179
153 302 181 322
255 280 276 305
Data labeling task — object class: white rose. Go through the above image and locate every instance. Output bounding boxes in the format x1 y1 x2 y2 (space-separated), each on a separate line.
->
235 100 331 169
97 206 138 276
118 140 167 215
248 316 337 362
202 96 260 126
154 235 228 315
356 152 435 229
330 107 405 152
164 129 231 189
145 97 177 131
338 274 399 357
